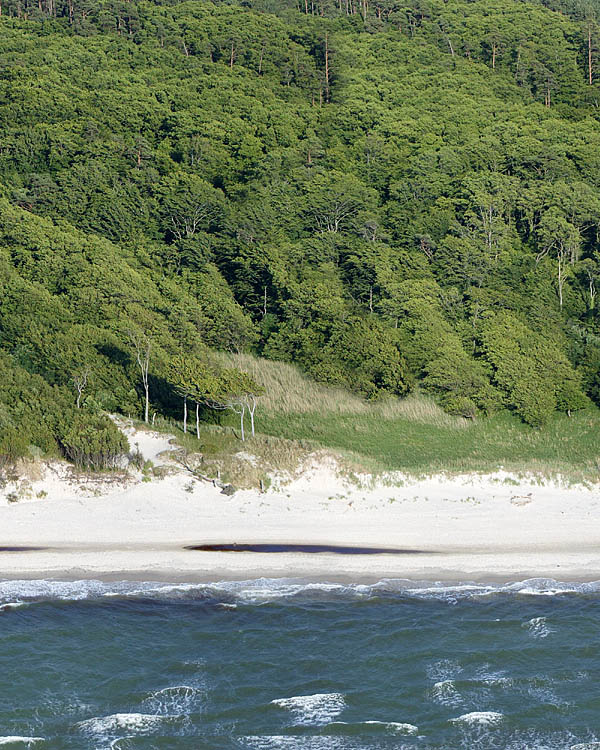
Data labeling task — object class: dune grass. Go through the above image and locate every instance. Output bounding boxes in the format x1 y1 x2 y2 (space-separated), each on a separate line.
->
257 409 600 480
148 354 599 485
212 353 600 482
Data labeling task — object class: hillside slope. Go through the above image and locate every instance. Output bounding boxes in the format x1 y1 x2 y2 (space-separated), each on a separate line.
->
1 0 600 466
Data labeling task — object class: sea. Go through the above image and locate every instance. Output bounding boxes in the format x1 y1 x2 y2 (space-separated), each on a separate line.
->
0 577 599 749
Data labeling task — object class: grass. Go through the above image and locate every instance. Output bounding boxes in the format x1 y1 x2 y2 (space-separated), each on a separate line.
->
152 354 600 485
257 408 600 481
216 352 465 426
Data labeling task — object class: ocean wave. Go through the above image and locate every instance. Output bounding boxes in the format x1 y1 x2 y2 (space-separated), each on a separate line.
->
430 680 463 707
0 739 44 747
328 720 418 735
450 710 503 726
242 738 350 750
141 685 205 716
241 738 413 750
523 616 553 639
362 721 418 734
271 693 346 726
2 576 600 607
76 713 171 736
426 658 463 682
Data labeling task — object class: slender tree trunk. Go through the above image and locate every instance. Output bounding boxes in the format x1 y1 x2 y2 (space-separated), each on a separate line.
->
240 407 245 442
324 33 330 103
492 43 496 69
183 394 187 433
196 402 200 439
588 24 594 85
144 383 149 424
558 248 565 308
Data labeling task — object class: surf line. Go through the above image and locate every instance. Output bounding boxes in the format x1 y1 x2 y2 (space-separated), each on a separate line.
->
184 543 433 555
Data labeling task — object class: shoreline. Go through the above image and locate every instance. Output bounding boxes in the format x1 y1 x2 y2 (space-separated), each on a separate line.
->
1 427 599 584
0 544 599 584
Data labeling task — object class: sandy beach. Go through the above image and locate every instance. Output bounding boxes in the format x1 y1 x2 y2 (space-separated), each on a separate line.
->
0 426 599 582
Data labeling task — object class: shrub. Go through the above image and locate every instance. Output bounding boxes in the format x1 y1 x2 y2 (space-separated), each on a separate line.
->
0 426 29 477
60 414 129 471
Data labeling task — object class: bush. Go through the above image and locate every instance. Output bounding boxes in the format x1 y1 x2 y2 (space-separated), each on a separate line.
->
0 426 29 477
59 414 129 471
423 343 500 416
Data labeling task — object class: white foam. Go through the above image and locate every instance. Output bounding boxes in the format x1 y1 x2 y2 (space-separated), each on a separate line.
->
77 713 166 735
426 659 462 682
0 740 44 747
571 744 600 749
242 739 356 750
430 680 462 707
2 576 600 607
523 616 553 639
271 693 346 726
141 685 204 715
450 711 503 726
363 721 418 734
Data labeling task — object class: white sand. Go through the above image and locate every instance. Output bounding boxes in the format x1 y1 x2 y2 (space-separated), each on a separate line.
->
0 426 599 582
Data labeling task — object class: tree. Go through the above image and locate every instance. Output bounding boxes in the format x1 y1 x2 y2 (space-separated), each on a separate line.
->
128 329 152 423
168 354 218 439
209 368 264 441
304 171 378 235
72 366 90 409
536 209 581 308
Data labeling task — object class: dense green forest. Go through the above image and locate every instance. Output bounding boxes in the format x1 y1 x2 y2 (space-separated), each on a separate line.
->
2 0 600 466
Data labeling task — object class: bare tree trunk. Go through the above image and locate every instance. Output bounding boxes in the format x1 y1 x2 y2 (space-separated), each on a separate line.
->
249 398 256 437
129 331 151 423
144 382 149 423
196 402 200 440
589 24 593 85
240 406 245 442
324 33 330 102
73 368 89 409
183 394 187 433
558 247 566 308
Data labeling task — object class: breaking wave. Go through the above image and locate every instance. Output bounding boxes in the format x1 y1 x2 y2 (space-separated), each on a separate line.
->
76 713 174 737
271 693 346 726
450 711 504 726
2 577 600 608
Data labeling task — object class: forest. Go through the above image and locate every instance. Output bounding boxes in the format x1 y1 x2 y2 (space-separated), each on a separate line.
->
2 0 600 467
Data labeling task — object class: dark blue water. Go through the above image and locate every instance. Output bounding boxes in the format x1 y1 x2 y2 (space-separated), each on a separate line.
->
0 578 599 749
